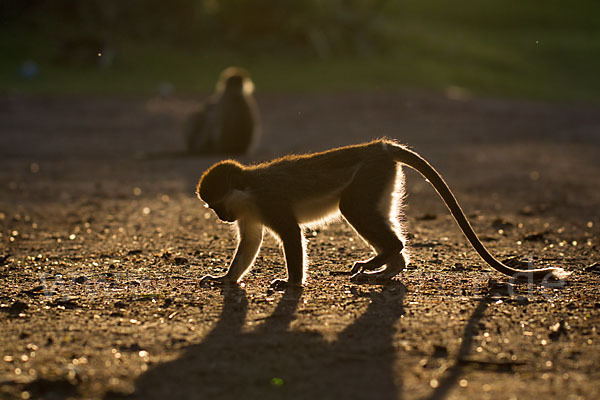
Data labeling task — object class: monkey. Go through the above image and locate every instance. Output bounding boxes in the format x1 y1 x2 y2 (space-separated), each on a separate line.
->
196 139 569 289
185 67 261 155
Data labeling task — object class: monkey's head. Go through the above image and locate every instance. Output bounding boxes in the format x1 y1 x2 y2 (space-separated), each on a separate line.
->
197 160 247 222
216 66 254 95
225 75 244 90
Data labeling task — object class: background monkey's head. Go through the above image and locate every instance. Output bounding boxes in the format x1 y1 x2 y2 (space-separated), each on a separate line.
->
216 66 255 95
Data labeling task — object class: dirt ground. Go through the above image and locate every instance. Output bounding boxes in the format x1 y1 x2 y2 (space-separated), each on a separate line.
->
0 91 599 400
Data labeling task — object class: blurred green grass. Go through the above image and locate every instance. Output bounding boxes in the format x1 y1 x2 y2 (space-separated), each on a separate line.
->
1 0 599 102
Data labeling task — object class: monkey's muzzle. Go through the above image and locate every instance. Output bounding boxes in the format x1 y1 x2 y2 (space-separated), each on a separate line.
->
214 209 236 222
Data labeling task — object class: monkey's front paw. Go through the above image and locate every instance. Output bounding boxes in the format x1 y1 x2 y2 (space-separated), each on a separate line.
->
199 274 230 287
268 279 302 292
268 279 289 292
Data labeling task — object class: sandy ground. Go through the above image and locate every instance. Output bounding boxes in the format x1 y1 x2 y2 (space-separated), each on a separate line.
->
0 91 599 400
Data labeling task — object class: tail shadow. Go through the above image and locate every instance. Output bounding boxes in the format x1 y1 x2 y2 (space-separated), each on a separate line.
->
426 292 493 400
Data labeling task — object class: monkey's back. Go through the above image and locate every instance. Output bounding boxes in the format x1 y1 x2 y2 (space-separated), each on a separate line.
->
245 140 397 208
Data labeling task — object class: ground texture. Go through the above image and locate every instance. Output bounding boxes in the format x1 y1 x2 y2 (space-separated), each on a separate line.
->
0 92 599 399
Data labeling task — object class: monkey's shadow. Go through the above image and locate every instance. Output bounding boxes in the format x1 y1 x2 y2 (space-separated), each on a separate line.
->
120 284 406 400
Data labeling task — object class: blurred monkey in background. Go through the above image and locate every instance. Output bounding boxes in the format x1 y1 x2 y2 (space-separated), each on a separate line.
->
185 67 261 155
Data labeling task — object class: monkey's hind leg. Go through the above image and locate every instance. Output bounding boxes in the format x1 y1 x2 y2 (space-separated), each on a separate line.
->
339 169 405 282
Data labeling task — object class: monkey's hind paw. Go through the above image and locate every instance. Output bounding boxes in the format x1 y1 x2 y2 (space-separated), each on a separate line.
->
350 269 400 285
350 262 365 275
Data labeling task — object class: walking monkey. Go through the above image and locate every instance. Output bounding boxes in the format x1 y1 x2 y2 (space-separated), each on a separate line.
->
196 139 569 288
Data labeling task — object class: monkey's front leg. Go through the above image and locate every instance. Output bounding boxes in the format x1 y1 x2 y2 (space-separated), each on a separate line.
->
270 224 305 291
200 220 263 286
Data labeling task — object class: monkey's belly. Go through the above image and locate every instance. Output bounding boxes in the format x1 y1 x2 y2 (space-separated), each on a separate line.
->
293 193 341 225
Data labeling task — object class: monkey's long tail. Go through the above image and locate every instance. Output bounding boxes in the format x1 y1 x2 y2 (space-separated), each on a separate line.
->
389 143 570 281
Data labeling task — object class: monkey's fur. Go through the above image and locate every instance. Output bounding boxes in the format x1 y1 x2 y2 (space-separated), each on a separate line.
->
196 139 569 288
185 67 260 155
